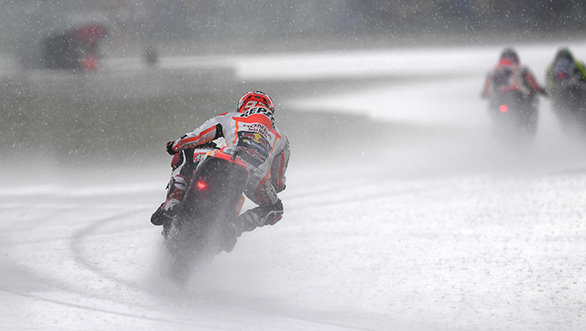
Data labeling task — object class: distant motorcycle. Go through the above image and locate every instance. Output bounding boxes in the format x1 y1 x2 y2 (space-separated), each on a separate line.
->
549 66 586 132
483 62 542 144
488 90 539 142
162 148 248 284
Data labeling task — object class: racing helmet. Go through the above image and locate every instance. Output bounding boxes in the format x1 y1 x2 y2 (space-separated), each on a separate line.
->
237 91 275 113
556 47 573 61
500 48 519 64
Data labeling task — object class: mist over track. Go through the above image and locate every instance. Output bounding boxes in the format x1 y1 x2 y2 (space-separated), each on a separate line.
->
3 42 586 330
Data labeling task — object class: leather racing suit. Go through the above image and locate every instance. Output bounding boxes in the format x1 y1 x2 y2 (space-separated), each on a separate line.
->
167 107 289 209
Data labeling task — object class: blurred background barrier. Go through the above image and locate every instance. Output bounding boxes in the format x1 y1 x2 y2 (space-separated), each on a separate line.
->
1 0 582 168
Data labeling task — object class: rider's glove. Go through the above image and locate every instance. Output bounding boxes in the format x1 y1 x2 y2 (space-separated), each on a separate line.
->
166 141 177 155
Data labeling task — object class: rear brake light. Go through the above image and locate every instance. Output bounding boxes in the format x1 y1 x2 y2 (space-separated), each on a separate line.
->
196 181 207 190
499 105 508 113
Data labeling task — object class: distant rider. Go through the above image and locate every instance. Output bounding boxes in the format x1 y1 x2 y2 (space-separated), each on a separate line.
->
481 47 548 100
546 47 586 91
151 91 290 249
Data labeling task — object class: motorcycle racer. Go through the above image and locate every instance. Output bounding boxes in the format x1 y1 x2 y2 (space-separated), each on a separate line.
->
546 47 586 90
151 91 290 245
481 47 548 100
545 47 586 131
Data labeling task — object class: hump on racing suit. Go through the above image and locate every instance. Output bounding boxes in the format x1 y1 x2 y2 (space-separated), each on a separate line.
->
551 57 575 83
489 58 529 95
232 106 277 168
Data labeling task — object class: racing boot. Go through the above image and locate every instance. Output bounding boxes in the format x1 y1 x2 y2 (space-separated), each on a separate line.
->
218 200 284 253
235 199 284 232
150 185 185 226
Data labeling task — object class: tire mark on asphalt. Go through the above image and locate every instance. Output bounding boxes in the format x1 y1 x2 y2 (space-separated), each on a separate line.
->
68 209 167 310
0 289 189 325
